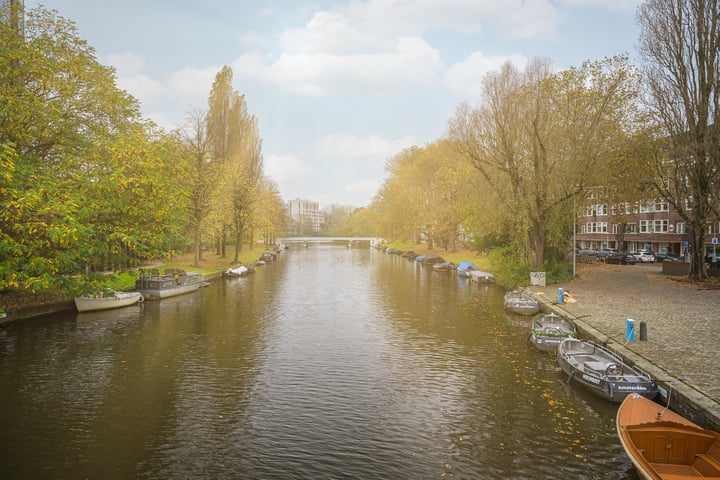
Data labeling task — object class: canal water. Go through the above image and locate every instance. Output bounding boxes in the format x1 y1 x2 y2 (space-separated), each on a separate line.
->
0 245 638 479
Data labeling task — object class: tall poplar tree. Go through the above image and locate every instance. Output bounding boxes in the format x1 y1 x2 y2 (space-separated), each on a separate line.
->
206 66 264 261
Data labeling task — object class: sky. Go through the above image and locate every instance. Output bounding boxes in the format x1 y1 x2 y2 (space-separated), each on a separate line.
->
26 0 643 209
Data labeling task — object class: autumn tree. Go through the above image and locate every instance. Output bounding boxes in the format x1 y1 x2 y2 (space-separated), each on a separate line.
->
253 177 288 246
180 108 217 267
373 140 479 250
636 0 720 280
206 67 264 261
0 5 179 290
450 56 640 267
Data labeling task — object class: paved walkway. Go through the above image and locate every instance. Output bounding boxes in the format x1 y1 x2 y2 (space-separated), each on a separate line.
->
529 262 720 430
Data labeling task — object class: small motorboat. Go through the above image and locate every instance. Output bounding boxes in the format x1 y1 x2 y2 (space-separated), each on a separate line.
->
528 313 576 351
557 338 658 402
224 265 248 277
432 261 456 272
504 290 541 315
468 269 495 283
617 393 720 479
456 261 477 277
74 289 144 312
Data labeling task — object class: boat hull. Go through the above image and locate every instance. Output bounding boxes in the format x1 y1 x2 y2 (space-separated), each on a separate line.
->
74 291 144 312
617 394 720 480
504 291 540 316
135 273 204 300
558 338 658 402
529 313 576 351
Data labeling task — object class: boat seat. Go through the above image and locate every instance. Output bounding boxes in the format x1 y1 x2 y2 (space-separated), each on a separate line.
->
694 454 720 476
652 463 703 477
584 361 607 373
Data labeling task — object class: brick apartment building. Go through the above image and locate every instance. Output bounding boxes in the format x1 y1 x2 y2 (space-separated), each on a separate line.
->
575 194 720 259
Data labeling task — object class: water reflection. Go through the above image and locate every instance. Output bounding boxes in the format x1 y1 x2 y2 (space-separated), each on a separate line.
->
0 245 637 479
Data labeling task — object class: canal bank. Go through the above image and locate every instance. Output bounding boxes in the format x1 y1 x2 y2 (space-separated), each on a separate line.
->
0 271 226 325
527 262 720 432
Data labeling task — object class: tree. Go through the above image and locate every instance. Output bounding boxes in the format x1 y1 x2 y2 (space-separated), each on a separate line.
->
253 177 288 246
180 108 216 267
0 5 173 291
450 56 640 267
372 140 479 250
636 0 720 280
206 67 264 261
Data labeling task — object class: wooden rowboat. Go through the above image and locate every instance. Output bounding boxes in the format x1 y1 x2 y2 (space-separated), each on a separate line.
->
617 393 720 479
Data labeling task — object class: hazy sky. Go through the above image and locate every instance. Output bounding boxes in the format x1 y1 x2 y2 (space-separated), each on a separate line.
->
26 0 643 208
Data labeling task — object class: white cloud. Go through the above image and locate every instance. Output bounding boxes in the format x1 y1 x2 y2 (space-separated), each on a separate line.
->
264 153 312 184
445 52 529 98
559 0 642 11
234 36 441 96
343 0 566 39
317 133 415 160
280 11 391 54
345 179 380 195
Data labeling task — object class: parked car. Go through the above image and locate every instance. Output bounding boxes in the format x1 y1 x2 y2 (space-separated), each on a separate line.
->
655 252 680 262
606 252 637 265
595 248 617 258
631 250 655 263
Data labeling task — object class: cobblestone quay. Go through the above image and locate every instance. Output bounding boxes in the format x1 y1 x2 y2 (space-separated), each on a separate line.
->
529 262 720 432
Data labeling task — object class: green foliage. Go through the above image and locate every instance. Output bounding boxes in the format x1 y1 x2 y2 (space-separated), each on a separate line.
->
0 6 192 292
67 271 138 297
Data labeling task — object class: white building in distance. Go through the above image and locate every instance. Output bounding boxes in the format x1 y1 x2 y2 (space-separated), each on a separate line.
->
287 199 324 235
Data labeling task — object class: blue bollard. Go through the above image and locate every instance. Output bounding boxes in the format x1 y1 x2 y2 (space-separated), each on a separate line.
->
558 287 564 304
626 318 635 342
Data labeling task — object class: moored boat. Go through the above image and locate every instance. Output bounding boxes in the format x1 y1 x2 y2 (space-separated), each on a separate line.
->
135 269 205 300
432 261 456 271
528 312 576 351
504 290 541 315
617 393 720 479
224 265 248 277
74 290 144 312
557 338 658 402
456 261 477 277
468 269 495 283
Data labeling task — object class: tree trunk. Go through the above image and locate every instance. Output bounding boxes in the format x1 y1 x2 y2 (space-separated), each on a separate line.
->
688 224 708 280
193 227 202 267
529 220 545 268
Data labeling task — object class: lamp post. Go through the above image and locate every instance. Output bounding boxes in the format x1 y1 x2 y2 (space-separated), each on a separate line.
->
573 194 577 278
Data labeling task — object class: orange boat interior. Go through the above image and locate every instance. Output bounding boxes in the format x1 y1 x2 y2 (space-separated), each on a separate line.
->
626 421 720 478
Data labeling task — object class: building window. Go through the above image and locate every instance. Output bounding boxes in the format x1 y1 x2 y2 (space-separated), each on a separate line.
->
626 223 637 233
653 219 668 233
676 222 685 234
586 222 608 233
654 198 669 212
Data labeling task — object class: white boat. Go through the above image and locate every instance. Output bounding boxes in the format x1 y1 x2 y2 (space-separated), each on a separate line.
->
529 313 577 351
504 290 540 315
557 338 658 402
74 290 144 312
224 265 248 277
135 270 205 300
468 269 495 283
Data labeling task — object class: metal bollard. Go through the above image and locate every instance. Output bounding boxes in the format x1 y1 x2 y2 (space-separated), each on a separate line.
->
639 321 647 341
626 318 635 342
558 287 564 304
